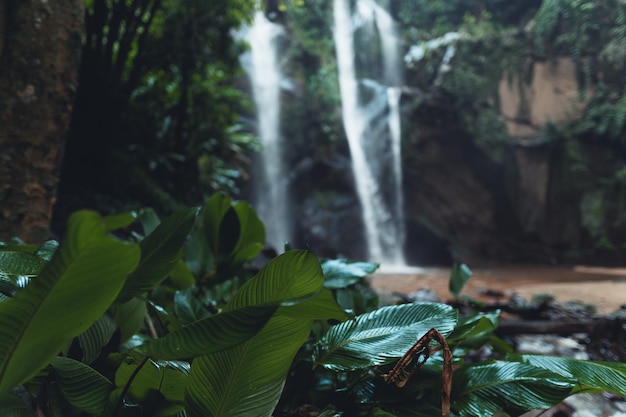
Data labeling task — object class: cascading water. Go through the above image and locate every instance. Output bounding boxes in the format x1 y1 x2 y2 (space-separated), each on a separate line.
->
387 86 406 259
242 11 291 252
333 0 407 267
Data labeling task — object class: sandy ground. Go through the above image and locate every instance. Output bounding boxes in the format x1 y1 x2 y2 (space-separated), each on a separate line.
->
368 265 626 314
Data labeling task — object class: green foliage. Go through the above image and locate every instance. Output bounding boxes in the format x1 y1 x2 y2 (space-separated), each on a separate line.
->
449 263 472 299
510 354 626 394
321 258 379 315
396 0 541 37
395 0 482 34
57 0 259 225
112 358 188 416
203 193 265 267
322 259 379 289
313 303 458 371
52 356 114 415
1 197 625 417
184 250 328 417
399 3 528 166
186 193 265 288
0 211 140 398
282 0 334 58
118 207 199 302
532 0 626 146
393 0 626 259
453 361 575 416
534 0 604 59
136 305 278 359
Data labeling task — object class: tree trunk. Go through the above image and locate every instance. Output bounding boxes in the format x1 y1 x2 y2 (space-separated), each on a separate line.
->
0 0 84 243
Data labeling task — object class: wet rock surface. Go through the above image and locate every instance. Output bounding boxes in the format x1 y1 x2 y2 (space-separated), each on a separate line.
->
587 309 626 362
519 392 626 417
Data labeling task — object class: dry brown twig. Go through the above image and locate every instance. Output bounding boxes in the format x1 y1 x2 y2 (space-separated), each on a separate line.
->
383 328 453 417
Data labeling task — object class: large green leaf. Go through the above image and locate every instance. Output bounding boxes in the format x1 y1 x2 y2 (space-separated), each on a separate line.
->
34 240 59 261
136 207 162 235
201 194 264 264
173 287 212 326
103 211 138 232
114 358 188 416
185 225 214 278
452 361 575 417
168 259 196 290
447 311 507 352
313 303 458 371
185 316 311 417
226 250 323 309
0 242 37 253
118 207 198 302
112 297 147 342
0 276 17 298
217 207 240 257
202 193 234 255
135 305 278 359
0 211 140 399
0 249 49 298
322 258 379 289
184 250 326 417
52 356 114 415
231 201 265 263
447 312 499 342
0 252 46 278
277 288 349 321
509 354 626 395
333 286 379 315
449 263 472 298
78 314 117 363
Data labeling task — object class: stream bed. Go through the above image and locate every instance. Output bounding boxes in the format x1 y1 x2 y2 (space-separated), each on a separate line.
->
368 266 626 417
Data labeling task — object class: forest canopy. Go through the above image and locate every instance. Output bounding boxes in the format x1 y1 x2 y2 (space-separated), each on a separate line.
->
53 0 259 231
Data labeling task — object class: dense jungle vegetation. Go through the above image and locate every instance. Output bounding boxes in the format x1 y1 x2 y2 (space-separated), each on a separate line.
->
1 1 626 416
43 0 626 263
52 0 259 228
1 195 625 416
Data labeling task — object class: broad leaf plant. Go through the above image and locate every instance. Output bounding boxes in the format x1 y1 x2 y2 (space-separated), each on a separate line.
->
0 193 624 417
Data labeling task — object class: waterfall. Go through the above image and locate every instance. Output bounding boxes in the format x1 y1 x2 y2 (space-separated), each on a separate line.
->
387 86 406 259
242 11 290 252
333 0 407 267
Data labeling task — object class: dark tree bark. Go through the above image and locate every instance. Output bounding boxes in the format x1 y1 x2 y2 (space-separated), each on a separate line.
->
0 0 84 243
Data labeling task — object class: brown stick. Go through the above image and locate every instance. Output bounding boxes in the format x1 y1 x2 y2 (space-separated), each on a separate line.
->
384 328 452 417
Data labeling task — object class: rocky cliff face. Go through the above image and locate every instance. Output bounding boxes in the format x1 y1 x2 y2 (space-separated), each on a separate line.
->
499 58 586 137
252 55 608 264
243 6 625 265
399 58 590 264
